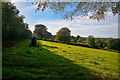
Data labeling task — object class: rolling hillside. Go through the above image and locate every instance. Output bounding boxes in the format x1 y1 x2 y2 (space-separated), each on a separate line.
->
2 40 119 79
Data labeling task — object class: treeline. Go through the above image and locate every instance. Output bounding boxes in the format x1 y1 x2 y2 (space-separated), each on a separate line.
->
51 35 120 51
2 2 32 46
72 35 120 51
34 26 120 51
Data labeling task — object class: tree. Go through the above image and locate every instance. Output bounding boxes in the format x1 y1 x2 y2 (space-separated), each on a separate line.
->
2 2 32 45
76 35 80 39
74 35 83 43
34 2 119 22
77 37 83 44
74 35 80 42
95 38 102 48
55 27 71 43
106 38 120 50
86 35 95 47
33 24 53 40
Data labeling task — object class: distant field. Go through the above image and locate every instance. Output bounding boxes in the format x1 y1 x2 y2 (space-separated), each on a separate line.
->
2 40 119 79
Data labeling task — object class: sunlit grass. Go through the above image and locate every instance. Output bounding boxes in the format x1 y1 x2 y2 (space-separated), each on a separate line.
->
2 40 119 79
39 40 119 78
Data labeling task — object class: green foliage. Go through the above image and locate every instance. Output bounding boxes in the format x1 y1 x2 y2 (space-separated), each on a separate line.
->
33 24 53 40
2 2 32 45
93 38 120 50
55 35 71 43
105 38 120 50
86 35 95 47
73 35 80 42
2 40 119 79
55 27 71 43
77 36 83 44
71 36 75 42
95 38 102 48
98 38 120 50
34 2 119 21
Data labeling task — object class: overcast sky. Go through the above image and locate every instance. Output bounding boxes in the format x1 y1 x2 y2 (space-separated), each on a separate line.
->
13 2 118 38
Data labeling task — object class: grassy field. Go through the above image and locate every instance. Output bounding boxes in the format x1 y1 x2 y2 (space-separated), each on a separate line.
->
2 40 119 79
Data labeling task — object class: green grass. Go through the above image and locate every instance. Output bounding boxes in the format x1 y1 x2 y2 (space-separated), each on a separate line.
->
2 40 119 79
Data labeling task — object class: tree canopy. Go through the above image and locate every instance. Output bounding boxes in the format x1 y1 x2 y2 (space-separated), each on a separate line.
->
33 24 53 40
2 2 32 45
55 27 71 43
86 35 95 47
34 2 119 22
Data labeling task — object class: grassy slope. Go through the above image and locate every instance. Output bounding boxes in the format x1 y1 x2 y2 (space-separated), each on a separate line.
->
2 40 119 79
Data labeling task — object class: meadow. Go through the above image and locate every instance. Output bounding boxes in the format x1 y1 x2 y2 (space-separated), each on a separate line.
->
2 40 119 79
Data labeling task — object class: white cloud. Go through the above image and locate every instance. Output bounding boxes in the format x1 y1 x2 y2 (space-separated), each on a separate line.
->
14 2 118 38
35 19 72 35
11 0 28 3
29 26 35 32
29 14 118 38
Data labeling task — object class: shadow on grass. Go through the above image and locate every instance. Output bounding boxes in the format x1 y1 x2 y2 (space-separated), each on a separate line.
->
2 41 101 79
